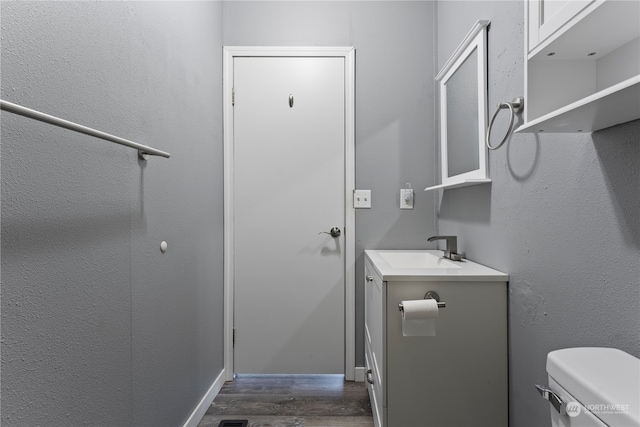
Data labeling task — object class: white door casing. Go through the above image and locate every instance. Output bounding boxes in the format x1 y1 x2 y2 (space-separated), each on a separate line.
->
223 47 356 380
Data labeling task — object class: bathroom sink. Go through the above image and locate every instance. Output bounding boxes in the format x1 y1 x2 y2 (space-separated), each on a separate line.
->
377 251 461 269
365 249 508 281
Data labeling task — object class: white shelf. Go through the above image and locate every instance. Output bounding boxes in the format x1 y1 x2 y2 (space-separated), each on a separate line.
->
517 75 640 133
529 1 639 61
523 0 640 133
424 179 491 192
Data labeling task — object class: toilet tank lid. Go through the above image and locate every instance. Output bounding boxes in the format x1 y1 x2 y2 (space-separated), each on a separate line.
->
547 347 639 427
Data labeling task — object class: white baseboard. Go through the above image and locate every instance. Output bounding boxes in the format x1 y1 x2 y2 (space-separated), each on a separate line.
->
182 369 226 427
354 366 366 382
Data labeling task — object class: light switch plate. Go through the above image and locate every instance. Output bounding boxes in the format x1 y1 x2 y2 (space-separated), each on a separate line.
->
353 190 371 208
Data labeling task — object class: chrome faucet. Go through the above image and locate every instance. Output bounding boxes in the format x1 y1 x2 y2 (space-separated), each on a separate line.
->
427 235 462 261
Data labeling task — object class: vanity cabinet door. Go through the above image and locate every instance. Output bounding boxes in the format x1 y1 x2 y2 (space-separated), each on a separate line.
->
528 0 595 52
364 259 384 427
385 280 508 427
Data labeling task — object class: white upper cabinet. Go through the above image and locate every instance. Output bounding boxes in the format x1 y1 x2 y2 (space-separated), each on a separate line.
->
527 0 595 52
518 0 640 133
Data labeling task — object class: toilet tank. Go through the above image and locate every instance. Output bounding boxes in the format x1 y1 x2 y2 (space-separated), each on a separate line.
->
544 347 640 427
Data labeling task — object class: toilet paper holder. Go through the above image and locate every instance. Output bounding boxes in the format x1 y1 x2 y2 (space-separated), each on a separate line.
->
398 291 446 312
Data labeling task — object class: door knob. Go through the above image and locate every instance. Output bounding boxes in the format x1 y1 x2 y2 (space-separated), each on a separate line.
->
319 227 341 238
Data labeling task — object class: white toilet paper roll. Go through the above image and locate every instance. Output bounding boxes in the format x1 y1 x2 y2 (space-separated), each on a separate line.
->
401 299 439 336
402 299 439 320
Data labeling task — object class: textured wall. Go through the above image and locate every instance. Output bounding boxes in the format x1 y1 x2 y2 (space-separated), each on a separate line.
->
5 3 634 426
1 2 224 426
435 2 640 426
223 0 437 368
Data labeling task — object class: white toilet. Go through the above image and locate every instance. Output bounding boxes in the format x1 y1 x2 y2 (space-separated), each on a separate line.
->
537 347 640 427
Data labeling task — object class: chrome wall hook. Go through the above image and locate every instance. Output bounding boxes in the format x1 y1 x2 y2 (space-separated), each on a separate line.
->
486 97 524 150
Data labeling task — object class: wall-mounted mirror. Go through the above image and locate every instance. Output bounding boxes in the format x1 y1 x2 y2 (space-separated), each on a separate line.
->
426 20 490 191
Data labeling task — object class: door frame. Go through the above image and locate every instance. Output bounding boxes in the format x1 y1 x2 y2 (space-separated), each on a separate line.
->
222 46 356 381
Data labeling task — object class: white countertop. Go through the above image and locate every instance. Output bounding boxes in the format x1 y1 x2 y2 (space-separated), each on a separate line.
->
365 249 509 281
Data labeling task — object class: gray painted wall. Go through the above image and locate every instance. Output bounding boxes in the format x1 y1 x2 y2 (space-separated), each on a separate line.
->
223 0 438 368
435 2 640 426
3 2 637 426
1 2 224 426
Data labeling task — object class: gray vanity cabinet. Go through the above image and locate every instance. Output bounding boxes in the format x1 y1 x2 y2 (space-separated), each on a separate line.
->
364 252 509 427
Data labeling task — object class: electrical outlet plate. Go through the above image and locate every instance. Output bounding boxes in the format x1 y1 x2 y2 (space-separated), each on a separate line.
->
353 190 371 208
400 189 414 209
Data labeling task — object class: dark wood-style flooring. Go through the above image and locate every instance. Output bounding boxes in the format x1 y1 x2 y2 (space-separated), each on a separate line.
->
197 374 374 427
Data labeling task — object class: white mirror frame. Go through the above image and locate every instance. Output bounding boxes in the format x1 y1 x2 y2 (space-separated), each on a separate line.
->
427 20 490 191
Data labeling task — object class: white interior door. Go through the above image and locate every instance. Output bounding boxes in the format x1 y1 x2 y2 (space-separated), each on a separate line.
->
233 56 345 374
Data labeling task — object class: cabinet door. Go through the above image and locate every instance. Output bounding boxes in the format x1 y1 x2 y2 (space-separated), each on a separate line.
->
528 0 595 52
364 260 384 426
386 281 508 427
365 264 383 368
